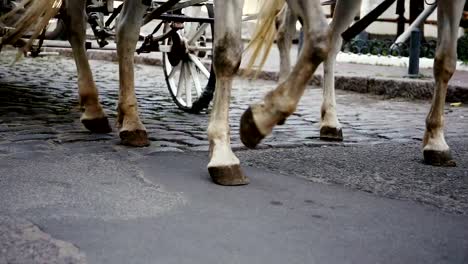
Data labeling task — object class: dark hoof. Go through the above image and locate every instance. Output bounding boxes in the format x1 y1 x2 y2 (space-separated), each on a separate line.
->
423 150 456 167
240 107 265 149
320 126 343 141
81 117 112 133
208 164 250 186
277 118 286 125
120 129 150 147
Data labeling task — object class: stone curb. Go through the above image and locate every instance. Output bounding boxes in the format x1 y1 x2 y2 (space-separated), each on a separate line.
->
43 47 468 103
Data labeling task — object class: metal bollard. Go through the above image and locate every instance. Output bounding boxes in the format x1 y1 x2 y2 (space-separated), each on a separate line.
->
408 28 421 78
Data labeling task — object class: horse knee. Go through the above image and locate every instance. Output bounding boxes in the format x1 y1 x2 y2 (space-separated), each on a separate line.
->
116 21 139 44
213 34 242 77
115 3 145 44
303 29 330 63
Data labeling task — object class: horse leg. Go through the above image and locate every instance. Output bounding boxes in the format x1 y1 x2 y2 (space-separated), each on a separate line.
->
276 4 296 82
115 0 149 147
240 0 329 148
65 0 111 133
208 0 249 185
423 0 464 166
320 0 361 141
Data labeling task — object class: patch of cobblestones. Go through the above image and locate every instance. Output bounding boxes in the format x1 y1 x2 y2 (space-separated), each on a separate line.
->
0 51 467 153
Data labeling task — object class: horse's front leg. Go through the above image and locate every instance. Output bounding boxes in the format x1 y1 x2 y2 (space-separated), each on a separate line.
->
240 0 330 148
423 0 465 166
208 0 249 186
320 0 361 141
65 0 111 133
115 0 149 147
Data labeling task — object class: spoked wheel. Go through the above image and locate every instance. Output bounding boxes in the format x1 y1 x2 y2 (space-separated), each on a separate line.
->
162 3 215 114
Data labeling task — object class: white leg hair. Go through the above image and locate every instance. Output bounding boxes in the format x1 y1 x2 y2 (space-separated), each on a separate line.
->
422 0 464 166
240 0 330 148
320 0 361 141
207 0 249 185
115 0 149 147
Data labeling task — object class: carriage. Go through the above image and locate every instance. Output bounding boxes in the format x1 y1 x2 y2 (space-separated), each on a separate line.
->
1 0 217 113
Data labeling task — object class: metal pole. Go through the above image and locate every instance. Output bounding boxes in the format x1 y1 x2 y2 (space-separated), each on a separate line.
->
407 28 421 78
342 0 397 42
391 3 436 48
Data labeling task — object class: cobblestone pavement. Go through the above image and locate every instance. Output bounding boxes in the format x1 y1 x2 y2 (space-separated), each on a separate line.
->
0 51 467 154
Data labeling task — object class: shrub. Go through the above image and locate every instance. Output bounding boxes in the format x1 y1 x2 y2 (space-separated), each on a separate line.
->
458 33 468 63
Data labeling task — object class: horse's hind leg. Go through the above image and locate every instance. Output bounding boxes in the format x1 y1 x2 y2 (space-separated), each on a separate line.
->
207 0 249 185
276 4 296 82
240 0 329 148
320 0 361 141
115 0 149 147
65 0 111 133
423 0 464 166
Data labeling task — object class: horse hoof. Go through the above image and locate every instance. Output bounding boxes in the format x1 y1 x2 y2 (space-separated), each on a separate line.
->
240 107 265 149
423 149 456 167
208 164 250 186
119 129 150 147
81 117 112 133
320 126 343 141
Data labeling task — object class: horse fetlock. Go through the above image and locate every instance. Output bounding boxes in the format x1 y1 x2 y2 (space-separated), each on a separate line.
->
208 141 248 186
253 103 278 133
208 140 239 167
81 101 105 115
120 115 146 132
320 107 340 128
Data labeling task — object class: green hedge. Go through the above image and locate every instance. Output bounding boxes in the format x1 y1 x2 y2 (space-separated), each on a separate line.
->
458 33 468 63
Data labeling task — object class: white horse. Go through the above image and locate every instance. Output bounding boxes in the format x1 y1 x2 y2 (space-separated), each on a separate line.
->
233 0 463 184
274 1 358 142
1 0 464 186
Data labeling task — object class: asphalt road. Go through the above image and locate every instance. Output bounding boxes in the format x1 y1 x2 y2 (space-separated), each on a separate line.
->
1 140 468 264
1 52 467 263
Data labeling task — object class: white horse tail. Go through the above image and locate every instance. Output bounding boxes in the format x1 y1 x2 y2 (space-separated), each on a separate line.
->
0 0 63 60
244 0 286 78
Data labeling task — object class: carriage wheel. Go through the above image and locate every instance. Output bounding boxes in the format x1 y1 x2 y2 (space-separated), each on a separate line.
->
162 3 215 113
